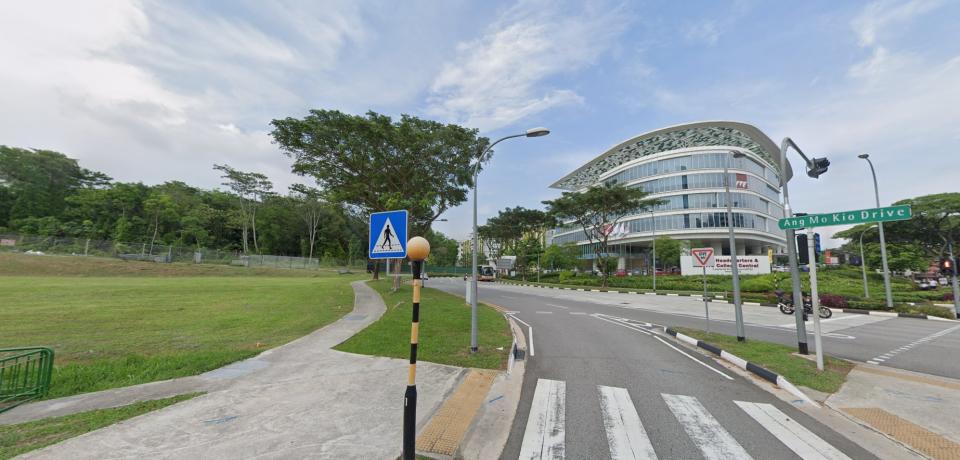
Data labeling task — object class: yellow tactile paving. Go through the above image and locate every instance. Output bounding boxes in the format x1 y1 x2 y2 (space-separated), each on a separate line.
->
843 407 960 460
416 369 498 456
856 365 960 391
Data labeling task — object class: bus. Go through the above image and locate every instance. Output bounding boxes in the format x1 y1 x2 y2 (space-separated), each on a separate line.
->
477 266 496 281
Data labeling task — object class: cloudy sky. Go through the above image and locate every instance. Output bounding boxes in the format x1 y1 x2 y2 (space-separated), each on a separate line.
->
1 0 957 246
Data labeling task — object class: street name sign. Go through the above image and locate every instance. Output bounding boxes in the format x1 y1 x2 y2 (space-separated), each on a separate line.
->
778 205 912 230
369 210 408 259
691 247 715 267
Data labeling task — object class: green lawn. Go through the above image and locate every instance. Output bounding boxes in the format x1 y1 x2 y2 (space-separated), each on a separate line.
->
335 280 512 370
0 393 201 459
1 254 362 398
675 328 853 393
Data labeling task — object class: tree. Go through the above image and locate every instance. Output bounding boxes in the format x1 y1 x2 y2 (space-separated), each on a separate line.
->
834 193 960 261
543 182 659 287
543 243 580 270
213 164 274 254
423 230 459 267
271 110 489 279
653 236 682 269
290 184 327 261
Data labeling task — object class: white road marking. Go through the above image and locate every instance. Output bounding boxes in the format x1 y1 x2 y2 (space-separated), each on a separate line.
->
592 314 651 336
546 303 569 309
735 401 851 460
570 312 587 315
777 314 861 328
662 394 752 460
536 311 554 314
598 386 658 460
519 379 565 460
867 323 960 365
508 314 535 357
653 336 733 381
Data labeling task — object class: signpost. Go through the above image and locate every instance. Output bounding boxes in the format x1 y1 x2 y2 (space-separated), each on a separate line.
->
691 248 715 333
778 205 911 230
369 210 408 286
777 205 914 371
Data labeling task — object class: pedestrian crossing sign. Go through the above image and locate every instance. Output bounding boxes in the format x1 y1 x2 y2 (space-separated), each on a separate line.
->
369 210 408 259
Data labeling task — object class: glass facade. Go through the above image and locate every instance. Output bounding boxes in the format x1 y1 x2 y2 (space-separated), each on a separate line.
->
551 212 779 245
603 152 779 187
625 172 781 202
647 192 783 219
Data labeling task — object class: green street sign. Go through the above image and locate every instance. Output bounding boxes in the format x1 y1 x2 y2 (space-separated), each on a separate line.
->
778 205 912 230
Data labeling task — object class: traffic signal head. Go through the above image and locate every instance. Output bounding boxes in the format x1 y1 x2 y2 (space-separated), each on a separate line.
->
943 257 956 275
806 157 830 178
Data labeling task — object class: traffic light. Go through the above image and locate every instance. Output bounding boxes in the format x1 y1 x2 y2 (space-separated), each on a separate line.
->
807 157 830 178
943 257 957 275
797 234 809 265
814 233 822 263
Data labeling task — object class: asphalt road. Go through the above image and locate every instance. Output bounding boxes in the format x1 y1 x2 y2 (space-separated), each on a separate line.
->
431 278 896 459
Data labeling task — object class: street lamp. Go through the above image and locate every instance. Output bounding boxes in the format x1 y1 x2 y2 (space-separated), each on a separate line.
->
470 127 550 352
859 224 876 298
780 138 831 355
858 154 893 309
724 151 747 342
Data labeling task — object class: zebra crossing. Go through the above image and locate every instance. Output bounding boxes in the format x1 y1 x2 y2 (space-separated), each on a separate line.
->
518 378 851 460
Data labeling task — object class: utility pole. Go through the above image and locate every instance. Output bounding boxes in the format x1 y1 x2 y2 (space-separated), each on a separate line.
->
949 241 959 318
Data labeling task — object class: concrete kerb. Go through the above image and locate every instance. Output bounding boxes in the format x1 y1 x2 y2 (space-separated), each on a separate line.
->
663 327 820 407
497 280 958 321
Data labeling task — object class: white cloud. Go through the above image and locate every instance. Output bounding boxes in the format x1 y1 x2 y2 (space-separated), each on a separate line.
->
426 0 629 131
683 20 720 46
0 0 370 191
851 0 943 47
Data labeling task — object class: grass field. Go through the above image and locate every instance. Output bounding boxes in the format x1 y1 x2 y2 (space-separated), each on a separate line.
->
675 327 854 393
0 253 362 399
335 280 512 370
0 393 201 459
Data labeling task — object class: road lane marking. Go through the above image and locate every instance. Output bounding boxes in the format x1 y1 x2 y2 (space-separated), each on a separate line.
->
546 303 569 309
507 314 535 357
867 323 960 366
519 379 565 460
653 336 733 381
598 386 658 460
592 314 651 336
662 394 752 460
535 311 553 314
570 312 587 315
735 401 850 460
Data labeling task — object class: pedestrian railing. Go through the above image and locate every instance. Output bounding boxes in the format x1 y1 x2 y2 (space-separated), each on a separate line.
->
0 347 54 413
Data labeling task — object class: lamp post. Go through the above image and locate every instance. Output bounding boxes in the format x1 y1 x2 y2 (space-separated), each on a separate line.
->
858 154 893 309
859 225 876 298
470 127 550 352
723 151 747 342
780 138 830 355
651 209 656 292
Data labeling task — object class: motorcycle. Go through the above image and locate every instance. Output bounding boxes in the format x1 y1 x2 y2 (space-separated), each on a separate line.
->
775 290 832 319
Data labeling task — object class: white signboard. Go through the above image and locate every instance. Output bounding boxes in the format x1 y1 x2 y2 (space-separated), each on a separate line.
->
691 247 715 267
680 255 770 276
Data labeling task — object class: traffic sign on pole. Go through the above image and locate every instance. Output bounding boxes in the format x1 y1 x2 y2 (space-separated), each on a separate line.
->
691 247 715 267
778 205 911 230
369 210 408 259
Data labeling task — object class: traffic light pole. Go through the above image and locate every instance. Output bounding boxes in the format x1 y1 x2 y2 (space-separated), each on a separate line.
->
806 227 825 371
780 138 809 355
949 241 959 318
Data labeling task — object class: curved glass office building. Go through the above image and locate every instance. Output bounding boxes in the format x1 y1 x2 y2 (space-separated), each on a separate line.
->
548 121 790 271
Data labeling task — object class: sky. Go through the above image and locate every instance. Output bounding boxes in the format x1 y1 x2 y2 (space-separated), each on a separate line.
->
1 0 958 247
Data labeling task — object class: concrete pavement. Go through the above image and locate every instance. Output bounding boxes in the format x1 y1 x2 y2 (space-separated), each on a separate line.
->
17 281 465 459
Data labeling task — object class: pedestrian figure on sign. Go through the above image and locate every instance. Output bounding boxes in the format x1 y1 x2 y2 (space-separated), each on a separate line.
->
381 224 394 250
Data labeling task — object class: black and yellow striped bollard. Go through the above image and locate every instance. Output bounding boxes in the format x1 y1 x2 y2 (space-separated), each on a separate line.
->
403 236 430 460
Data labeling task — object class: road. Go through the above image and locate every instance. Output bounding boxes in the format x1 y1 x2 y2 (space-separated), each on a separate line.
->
429 278 940 459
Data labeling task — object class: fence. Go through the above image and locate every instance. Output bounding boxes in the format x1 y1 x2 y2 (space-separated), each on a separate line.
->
0 233 366 271
0 347 54 413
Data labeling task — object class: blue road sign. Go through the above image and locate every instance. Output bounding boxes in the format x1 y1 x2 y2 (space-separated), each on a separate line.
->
369 210 408 259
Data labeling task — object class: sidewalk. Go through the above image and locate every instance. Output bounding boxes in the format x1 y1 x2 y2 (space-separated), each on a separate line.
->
14 281 466 459
827 364 960 459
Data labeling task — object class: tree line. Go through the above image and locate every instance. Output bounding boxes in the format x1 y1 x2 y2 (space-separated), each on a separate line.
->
0 108 473 267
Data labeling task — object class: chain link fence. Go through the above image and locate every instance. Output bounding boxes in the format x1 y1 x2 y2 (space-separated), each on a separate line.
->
0 233 366 270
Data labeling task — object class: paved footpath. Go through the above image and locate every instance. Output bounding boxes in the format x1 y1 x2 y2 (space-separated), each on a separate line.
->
16 281 465 459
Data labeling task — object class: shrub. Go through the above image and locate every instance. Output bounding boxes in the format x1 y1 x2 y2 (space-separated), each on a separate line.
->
945 292 955 302
818 294 848 309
